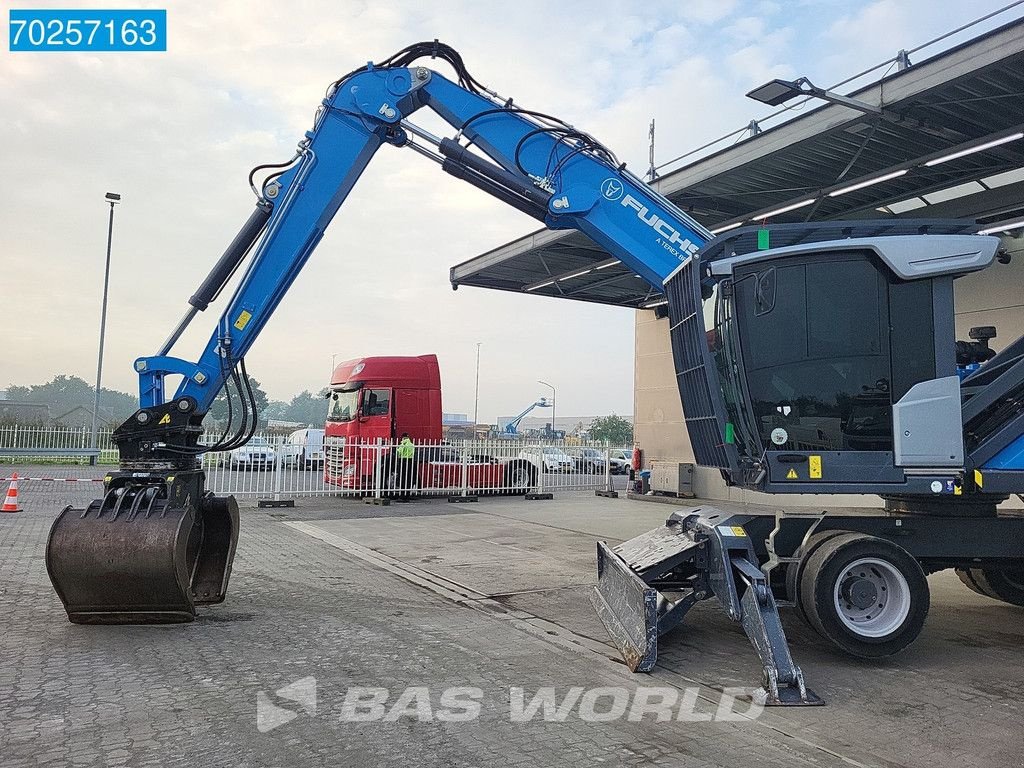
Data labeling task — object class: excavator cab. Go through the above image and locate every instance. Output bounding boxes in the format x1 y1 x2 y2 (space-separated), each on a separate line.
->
594 220 1024 704
666 219 1000 495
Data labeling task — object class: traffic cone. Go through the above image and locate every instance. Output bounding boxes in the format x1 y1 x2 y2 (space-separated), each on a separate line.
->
2 473 23 513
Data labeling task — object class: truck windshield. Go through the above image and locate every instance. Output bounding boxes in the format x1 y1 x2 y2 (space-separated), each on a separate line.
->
328 390 360 422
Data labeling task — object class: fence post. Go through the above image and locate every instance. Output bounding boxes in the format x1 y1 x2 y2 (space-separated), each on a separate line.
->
525 443 553 501
595 439 618 498
272 435 284 501
461 439 469 498
257 434 295 509
604 440 612 492
374 440 384 502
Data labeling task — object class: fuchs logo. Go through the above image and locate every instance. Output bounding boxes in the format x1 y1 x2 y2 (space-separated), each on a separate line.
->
621 194 700 258
600 178 624 201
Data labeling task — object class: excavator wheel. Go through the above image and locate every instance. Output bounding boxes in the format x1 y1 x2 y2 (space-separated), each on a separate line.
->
46 475 239 624
785 530 849 631
955 567 1024 607
799 533 930 658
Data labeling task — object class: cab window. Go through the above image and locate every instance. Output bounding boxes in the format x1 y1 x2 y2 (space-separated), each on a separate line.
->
362 389 391 417
733 253 893 452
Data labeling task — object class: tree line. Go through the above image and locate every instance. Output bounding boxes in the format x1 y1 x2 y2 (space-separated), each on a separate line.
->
2 375 328 428
4 376 633 441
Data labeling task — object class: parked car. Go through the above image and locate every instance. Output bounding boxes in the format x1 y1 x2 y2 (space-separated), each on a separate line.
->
221 437 277 470
520 446 574 473
607 448 632 474
279 428 325 469
567 447 607 474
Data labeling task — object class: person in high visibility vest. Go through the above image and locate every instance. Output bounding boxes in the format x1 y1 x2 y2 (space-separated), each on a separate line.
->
396 433 416 500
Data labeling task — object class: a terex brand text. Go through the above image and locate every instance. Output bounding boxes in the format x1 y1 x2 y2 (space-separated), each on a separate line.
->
621 195 699 258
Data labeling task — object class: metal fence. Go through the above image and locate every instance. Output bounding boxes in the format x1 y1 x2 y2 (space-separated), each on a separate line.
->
0 426 624 500
202 436 619 500
0 425 118 462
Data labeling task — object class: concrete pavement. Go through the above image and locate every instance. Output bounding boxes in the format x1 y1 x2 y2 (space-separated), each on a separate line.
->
2 485 1022 767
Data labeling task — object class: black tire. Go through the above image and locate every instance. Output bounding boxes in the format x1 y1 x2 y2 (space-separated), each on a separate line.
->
956 567 1024 606
785 530 850 630
799 533 929 658
956 567 990 598
504 461 537 495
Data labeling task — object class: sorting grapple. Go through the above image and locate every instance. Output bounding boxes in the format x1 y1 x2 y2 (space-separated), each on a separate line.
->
47 470 238 624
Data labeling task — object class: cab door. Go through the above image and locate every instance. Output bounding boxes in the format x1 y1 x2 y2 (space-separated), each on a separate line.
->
359 388 394 441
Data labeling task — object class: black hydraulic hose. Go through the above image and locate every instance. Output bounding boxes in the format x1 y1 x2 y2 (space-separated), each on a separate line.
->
189 201 273 311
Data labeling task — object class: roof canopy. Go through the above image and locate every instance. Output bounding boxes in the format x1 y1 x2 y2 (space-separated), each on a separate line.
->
450 18 1024 308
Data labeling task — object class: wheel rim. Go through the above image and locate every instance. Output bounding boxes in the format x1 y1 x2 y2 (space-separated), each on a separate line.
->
509 468 529 488
832 557 911 638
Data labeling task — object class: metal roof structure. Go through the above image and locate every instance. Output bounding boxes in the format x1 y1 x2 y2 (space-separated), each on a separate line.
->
450 16 1024 309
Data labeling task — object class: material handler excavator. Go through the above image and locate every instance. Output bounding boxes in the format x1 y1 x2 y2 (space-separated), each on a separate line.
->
47 42 1024 706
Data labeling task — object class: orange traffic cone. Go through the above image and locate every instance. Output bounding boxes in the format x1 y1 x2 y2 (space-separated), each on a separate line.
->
2 473 23 513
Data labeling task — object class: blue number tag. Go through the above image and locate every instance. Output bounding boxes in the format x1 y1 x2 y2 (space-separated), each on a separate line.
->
9 9 167 52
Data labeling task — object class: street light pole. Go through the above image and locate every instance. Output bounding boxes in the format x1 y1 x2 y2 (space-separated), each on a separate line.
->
538 379 555 440
473 342 481 432
91 192 120 464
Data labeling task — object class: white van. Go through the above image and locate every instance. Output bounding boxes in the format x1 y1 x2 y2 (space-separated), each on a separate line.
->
281 428 325 469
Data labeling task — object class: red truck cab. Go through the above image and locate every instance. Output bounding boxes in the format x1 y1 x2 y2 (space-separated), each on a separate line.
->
324 354 442 488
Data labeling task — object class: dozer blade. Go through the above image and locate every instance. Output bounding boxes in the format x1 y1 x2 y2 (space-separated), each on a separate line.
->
593 541 659 671
46 475 239 624
593 518 705 672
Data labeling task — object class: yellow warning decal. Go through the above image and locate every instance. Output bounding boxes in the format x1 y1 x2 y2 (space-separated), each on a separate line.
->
786 468 798 479
158 414 171 425
809 455 822 479
233 310 253 331
974 469 983 489
954 482 963 496
730 526 746 537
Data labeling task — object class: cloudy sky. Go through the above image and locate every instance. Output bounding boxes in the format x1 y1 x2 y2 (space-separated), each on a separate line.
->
2 0 1018 422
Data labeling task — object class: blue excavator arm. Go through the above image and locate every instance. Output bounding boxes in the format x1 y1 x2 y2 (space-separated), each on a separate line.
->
134 58 710 417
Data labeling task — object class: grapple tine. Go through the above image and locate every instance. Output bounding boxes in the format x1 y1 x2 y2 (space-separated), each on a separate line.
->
190 494 240 605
